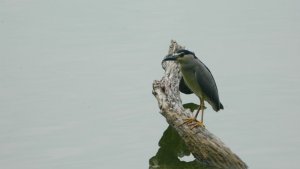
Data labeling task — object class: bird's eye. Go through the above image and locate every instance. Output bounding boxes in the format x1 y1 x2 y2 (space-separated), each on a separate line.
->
179 53 184 57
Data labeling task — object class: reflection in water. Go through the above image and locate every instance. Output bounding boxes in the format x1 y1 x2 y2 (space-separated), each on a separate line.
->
149 125 217 169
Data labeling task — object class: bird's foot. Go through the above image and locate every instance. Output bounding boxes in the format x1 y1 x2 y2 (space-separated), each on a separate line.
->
182 118 205 128
190 121 205 129
182 118 196 124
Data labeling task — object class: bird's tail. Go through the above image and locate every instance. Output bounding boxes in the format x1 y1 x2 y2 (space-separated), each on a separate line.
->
220 103 224 110
213 102 224 112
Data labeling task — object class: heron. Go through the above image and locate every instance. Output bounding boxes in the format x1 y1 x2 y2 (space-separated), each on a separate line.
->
163 49 223 127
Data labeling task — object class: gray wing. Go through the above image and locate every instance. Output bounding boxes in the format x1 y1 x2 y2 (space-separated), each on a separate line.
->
195 59 222 111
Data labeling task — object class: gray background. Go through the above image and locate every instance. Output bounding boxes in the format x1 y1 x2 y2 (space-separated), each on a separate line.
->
1 0 300 169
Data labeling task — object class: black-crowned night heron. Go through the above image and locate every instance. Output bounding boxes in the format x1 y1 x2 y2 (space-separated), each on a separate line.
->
163 49 223 127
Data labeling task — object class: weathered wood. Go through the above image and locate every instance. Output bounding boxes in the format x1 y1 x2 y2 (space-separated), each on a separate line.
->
152 40 248 169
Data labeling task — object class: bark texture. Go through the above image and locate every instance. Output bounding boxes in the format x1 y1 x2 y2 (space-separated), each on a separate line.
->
152 40 248 169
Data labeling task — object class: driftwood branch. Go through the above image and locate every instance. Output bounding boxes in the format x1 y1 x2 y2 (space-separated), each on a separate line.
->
152 40 247 169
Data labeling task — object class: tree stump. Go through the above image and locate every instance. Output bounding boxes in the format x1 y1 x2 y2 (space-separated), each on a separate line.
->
152 40 248 169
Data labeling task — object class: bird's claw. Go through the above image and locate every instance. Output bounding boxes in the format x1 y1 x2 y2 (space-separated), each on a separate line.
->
182 118 196 124
181 118 205 128
190 121 205 129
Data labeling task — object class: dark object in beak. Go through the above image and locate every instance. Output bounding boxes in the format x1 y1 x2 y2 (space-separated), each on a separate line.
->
162 54 177 62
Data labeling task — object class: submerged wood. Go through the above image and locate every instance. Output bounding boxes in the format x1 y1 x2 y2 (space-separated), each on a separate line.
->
152 40 248 169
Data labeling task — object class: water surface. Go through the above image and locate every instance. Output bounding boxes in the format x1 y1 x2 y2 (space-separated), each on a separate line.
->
1 0 300 169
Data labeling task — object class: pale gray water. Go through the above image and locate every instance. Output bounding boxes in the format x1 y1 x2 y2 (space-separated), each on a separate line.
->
1 0 300 169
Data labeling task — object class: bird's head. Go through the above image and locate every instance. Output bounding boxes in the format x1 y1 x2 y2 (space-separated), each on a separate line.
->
163 49 196 64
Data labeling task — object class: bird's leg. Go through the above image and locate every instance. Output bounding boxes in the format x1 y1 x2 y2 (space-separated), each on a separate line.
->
182 100 205 128
201 104 204 123
182 105 201 124
194 102 202 119
190 100 205 128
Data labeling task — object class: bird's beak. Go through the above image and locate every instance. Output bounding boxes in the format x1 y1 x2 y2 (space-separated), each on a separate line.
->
162 53 178 62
